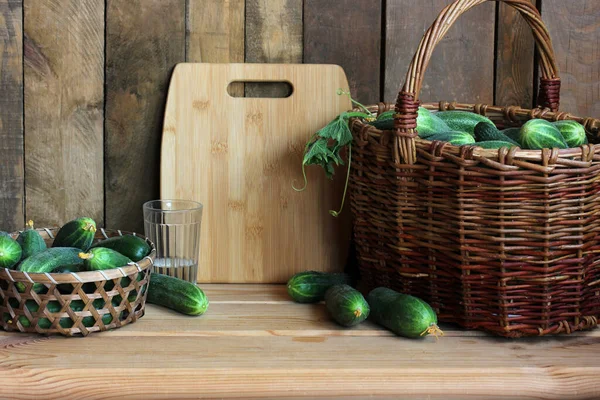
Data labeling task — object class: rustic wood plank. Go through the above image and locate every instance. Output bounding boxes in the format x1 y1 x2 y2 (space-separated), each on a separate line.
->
495 0 536 108
245 0 302 98
304 0 382 105
186 0 244 96
0 0 24 231
23 0 104 227
385 0 496 103
202 283 290 302
0 333 598 399
105 0 185 233
541 0 600 117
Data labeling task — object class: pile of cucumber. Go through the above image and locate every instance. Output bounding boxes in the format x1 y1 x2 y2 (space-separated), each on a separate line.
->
0 218 208 331
370 107 588 150
287 271 443 339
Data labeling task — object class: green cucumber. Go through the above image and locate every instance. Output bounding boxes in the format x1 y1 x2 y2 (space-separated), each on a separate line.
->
17 247 82 292
501 127 522 144
91 235 150 262
79 247 132 271
0 231 10 237
16 220 47 260
519 119 567 150
367 287 443 338
287 271 351 303
52 217 97 251
553 120 587 147
369 107 451 138
147 273 208 316
435 111 495 137
0 235 22 269
474 122 519 145
476 140 520 149
421 131 475 146
18 247 82 273
324 284 370 327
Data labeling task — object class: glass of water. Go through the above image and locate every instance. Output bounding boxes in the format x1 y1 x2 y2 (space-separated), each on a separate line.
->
143 200 203 283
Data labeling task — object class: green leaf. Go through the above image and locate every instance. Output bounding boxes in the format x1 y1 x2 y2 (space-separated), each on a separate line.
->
303 139 330 165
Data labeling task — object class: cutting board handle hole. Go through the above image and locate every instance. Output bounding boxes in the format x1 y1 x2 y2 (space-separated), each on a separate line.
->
227 81 294 98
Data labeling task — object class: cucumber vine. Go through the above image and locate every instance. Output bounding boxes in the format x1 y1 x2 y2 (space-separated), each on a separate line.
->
293 89 375 217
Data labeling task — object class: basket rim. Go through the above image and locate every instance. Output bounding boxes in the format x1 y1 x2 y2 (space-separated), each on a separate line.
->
350 102 600 162
1 228 156 283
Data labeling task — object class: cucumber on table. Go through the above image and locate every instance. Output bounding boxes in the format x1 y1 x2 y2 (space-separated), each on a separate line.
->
520 119 568 150
325 284 370 327
16 220 47 260
434 111 495 137
553 120 587 147
91 234 150 262
367 287 443 338
474 122 519 146
79 247 132 271
52 217 97 251
287 271 351 303
147 273 208 316
0 234 22 269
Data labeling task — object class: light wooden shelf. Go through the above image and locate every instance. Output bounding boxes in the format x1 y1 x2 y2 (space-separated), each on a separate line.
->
1 284 599 399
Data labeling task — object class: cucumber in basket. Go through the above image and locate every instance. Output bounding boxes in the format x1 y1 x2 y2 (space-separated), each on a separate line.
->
17 247 82 292
287 270 351 303
0 234 22 269
78 247 132 271
147 273 208 316
474 122 519 146
16 220 47 260
325 284 370 327
52 217 97 251
435 111 496 137
91 234 150 262
553 120 587 147
367 287 443 338
519 119 567 150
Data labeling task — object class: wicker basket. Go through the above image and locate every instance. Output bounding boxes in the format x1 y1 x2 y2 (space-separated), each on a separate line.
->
349 0 600 337
0 228 155 336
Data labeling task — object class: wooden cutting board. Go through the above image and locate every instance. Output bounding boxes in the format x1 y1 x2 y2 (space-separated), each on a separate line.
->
160 63 352 283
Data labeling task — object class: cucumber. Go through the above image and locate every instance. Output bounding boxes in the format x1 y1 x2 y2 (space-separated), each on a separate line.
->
79 247 132 271
287 271 351 303
367 287 443 338
18 247 81 273
553 120 587 147
421 131 475 146
91 235 150 262
435 111 495 137
369 107 451 138
147 273 208 316
501 127 522 144
17 247 82 292
519 119 568 150
0 235 22 269
16 220 47 260
474 122 519 146
52 217 97 251
476 140 520 149
0 231 10 237
324 284 370 327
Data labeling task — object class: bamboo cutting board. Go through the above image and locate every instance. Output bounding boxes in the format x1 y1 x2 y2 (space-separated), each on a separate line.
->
160 63 352 283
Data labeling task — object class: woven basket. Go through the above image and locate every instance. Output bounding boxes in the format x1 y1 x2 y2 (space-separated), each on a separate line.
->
0 228 155 337
349 0 600 337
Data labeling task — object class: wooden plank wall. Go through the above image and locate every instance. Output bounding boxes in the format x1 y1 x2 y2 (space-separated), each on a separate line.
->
0 0 599 233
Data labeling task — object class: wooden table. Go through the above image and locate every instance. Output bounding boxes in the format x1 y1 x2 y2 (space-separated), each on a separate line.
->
1 285 599 399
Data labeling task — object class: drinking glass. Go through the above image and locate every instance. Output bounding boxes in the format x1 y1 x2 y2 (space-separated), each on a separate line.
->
143 200 203 283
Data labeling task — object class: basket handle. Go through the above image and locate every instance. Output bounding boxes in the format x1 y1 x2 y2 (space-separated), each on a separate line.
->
393 0 560 164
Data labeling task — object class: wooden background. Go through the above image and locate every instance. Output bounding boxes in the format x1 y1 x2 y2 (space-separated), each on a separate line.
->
0 0 598 233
